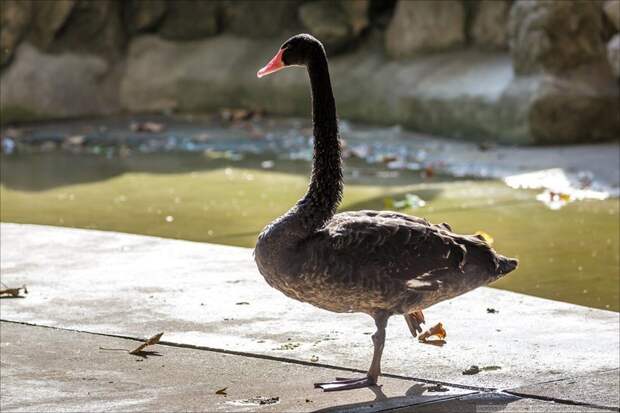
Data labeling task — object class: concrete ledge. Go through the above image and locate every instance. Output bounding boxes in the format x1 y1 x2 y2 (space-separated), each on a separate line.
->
1 223 619 410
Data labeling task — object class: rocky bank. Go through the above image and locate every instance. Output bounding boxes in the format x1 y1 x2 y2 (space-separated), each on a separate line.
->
1 0 619 145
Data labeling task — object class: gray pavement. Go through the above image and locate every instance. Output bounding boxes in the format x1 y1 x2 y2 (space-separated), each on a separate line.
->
1 223 619 412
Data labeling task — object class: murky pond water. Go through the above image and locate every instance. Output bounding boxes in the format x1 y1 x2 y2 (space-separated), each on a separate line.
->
1 117 618 311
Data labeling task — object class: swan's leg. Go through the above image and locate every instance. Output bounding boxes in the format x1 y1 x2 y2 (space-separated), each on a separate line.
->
315 311 390 392
367 311 389 382
404 310 425 337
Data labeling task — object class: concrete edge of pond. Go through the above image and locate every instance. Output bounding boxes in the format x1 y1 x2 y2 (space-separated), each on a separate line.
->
1 223 618 411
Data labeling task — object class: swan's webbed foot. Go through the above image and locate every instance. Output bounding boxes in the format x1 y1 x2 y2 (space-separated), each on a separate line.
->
404 310 425 337
314 376 377 392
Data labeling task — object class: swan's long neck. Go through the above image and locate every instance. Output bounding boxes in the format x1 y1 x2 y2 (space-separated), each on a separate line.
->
293 52 343 232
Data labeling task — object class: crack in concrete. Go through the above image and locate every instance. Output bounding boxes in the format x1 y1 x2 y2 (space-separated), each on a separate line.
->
504 390 620 412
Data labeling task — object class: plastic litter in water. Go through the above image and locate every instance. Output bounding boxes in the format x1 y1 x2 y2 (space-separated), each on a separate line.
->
504 168 611 210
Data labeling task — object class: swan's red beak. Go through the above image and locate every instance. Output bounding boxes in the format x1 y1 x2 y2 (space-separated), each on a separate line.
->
257 48 285 78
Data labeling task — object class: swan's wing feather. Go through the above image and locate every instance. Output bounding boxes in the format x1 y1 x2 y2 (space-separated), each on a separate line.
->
318 211 494 287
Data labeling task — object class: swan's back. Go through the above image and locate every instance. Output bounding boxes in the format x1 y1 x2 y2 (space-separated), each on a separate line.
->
281 210 518 314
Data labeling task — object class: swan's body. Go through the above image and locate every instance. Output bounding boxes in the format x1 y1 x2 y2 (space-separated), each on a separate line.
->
254 34 518 391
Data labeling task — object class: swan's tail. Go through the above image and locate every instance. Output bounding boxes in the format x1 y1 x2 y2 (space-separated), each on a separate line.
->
497 255 519 276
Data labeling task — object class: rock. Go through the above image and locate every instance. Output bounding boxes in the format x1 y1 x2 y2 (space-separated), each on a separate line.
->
386 0 465 58
0 0 32 67
508 0 607 74
527 64 620 143
471 0 511 50
341 0 370 36
159 0 219 40
121 35 619 144
221 0 301 37
32 0 126 59
124 0 167 33
608 34 620 77
0 43 121 121
29 0 75 50
299 1 354 53
603 0 620 30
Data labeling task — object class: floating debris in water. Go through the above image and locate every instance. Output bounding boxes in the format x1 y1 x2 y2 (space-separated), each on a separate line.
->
1 137 16 154
219 108 264 122
64 135 85 146
130 121 165 133
504 169 611 210
536 190 572 210
261 160 274 169
385 194 426 210
203 150 243 161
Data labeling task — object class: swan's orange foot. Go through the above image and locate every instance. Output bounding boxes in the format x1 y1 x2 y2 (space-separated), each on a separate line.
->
404 310 425 337
418 322 447 346
314 376 377 392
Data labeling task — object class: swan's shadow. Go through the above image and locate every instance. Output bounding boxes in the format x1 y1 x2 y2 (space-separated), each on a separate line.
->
313 383 521 413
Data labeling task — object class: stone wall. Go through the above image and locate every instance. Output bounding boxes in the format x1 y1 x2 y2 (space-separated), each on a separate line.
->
1 0 619 144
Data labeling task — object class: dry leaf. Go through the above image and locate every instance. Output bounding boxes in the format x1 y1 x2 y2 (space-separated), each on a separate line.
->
474 230 494 245
215 387 228 396
427 383 449 392
129 332 164 354
418 322 447 346
0 284 27 297
130 122 165 133
462 365 480 375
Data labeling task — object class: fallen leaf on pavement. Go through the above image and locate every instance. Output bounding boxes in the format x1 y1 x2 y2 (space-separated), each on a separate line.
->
0 283 28 298
462 365 480 375
129 332 164 355
427 383 449 392
418 322 447 346
130 122 165 133
216 387 228 396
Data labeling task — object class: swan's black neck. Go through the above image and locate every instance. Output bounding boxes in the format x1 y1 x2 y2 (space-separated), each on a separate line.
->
293 50 343 232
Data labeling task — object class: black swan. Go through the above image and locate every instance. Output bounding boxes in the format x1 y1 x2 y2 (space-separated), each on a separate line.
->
254 34 518 391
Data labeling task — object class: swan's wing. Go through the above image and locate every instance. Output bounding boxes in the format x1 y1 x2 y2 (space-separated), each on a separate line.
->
316 211 497 289
333 210 454 232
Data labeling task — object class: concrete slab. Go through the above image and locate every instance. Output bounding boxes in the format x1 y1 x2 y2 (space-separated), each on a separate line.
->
509 370 620 410
0 321 473 413
1 223 619 391
390 392 613 413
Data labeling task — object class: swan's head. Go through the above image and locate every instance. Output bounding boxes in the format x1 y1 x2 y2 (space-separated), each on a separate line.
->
257 34 324 78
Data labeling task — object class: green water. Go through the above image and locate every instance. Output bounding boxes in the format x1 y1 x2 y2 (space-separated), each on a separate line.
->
1 152 618 311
